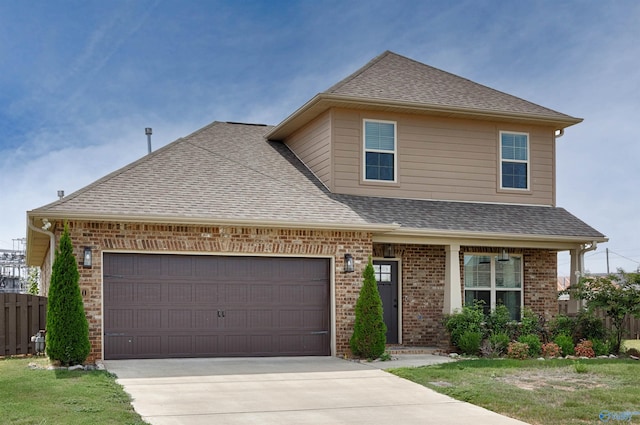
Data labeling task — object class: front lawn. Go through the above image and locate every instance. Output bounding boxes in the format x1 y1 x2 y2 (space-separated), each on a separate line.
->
0 357 146 424
390 358 640 425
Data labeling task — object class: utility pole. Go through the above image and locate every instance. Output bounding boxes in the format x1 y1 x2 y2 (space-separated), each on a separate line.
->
606 247 610 274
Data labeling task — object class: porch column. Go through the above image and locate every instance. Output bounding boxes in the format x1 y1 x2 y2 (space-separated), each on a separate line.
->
569 248 581 287
443 243 462 314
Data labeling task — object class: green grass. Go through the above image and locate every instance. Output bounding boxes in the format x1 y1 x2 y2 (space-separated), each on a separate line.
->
0 357 146 425
389 358 640 425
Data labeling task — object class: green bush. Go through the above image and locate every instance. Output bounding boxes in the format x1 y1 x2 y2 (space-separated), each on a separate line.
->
350 258 387 359
45 224 91 366
488 332 511 355
591 338 611 356
458 331 483 355
518 334 542 357
444 302 484 350
575 311 607 342
485 305 512 337
549 314 575 339
518 308 544 339
554 334 575 356
507 341 529 359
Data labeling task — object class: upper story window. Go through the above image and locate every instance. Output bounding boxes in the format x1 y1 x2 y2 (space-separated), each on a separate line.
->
500 131 529 190
364 119 396 182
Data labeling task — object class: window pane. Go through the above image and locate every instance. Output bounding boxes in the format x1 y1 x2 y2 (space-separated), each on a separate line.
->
465 290 490 315
365 152 394 181
501 133 527 161
496 291 521 320
365 122 395 151
496 256 521 288
502 162 527 189
464 255 491 288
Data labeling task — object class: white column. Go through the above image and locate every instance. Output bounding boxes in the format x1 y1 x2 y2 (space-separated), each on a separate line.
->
569 248 581 287
443 243 462 314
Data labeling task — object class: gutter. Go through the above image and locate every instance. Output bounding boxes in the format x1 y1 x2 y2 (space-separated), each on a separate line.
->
27 217 56 281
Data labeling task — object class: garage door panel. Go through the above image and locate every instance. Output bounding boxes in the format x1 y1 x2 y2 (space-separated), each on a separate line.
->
137 283 162 302
168 283 193 303
104 254 330 359
194 283 218 302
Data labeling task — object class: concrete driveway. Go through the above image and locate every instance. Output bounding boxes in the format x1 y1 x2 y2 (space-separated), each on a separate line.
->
104 356 529 425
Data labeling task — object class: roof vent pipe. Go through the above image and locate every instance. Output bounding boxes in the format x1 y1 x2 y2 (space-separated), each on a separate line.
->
145 127 153 154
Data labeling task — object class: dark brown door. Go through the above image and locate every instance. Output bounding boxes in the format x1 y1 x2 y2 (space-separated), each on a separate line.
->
104 254 330 359
373 260 398 344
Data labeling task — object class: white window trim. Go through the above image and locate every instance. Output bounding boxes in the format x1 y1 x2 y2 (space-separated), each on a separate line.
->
499 131 530 191
463 253 524 318
363 119 398 183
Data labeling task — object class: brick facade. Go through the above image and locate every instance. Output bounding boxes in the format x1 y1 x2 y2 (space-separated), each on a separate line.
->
55 220 372 362
47 221 559 362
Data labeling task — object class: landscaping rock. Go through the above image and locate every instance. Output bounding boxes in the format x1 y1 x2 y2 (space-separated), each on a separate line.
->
449 353 459 359
68 365 84 371
630 355 639 360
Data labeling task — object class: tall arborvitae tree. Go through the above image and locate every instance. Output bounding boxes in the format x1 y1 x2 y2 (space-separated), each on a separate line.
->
350 257 387 359
45 223 90 365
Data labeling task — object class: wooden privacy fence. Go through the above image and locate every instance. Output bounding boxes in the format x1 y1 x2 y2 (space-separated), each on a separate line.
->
0 293 47 356
559 300 640 339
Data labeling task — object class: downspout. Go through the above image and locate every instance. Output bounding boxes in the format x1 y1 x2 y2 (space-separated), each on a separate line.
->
28 217 56 294
576 241 598 281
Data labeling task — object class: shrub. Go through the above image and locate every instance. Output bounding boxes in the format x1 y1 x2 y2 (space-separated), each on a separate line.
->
518 334 542 357
507 341 529 360
488 332 511 355
574 361 588 373
485 304 512 337
45 224 91 366
444 302 484 350
549 314 575 339
518 308 544 339
591 338 611 356
575 311 607 342
574 340 595 358
458 331 482 355
541 342 561 358
554 334 575 356
350 258 387 359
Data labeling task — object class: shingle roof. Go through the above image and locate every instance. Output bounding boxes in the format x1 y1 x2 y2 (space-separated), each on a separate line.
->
31 121 604 242
325 51 581 123
31 122 369 225
331 194 606 239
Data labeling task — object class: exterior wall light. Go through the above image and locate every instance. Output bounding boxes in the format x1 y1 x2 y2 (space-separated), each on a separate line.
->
344 253 355 273
83 247 92 268
498 248 510 262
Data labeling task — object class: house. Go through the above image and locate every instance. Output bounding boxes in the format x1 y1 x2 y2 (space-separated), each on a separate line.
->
25 51 606 362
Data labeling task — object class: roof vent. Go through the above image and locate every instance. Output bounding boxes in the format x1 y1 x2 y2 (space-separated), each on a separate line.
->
57 190 64 199
145 127 153 154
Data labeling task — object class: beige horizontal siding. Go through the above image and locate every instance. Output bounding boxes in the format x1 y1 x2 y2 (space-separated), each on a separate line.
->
331 108 555 206
285 110 332 189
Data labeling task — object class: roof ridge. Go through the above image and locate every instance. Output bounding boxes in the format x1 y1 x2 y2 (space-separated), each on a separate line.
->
324 50 393 93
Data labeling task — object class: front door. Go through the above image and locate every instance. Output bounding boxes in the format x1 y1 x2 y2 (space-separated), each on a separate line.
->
373 260 398 344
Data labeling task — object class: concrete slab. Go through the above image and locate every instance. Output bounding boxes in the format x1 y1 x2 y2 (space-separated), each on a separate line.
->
104 357 529 425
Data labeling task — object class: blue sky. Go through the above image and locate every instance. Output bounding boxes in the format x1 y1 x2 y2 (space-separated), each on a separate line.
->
1 1 639 275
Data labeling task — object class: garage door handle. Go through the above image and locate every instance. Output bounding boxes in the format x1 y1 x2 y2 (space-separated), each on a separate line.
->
105 332 125 336
217 310 225 318
310 331 328 335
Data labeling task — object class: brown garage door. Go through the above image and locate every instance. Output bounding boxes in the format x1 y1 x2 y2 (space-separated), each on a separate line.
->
103 254 330 359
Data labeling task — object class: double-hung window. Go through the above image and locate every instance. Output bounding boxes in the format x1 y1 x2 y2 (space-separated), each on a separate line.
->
464 254 522 320
364 119 396 182
500 131 529 190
